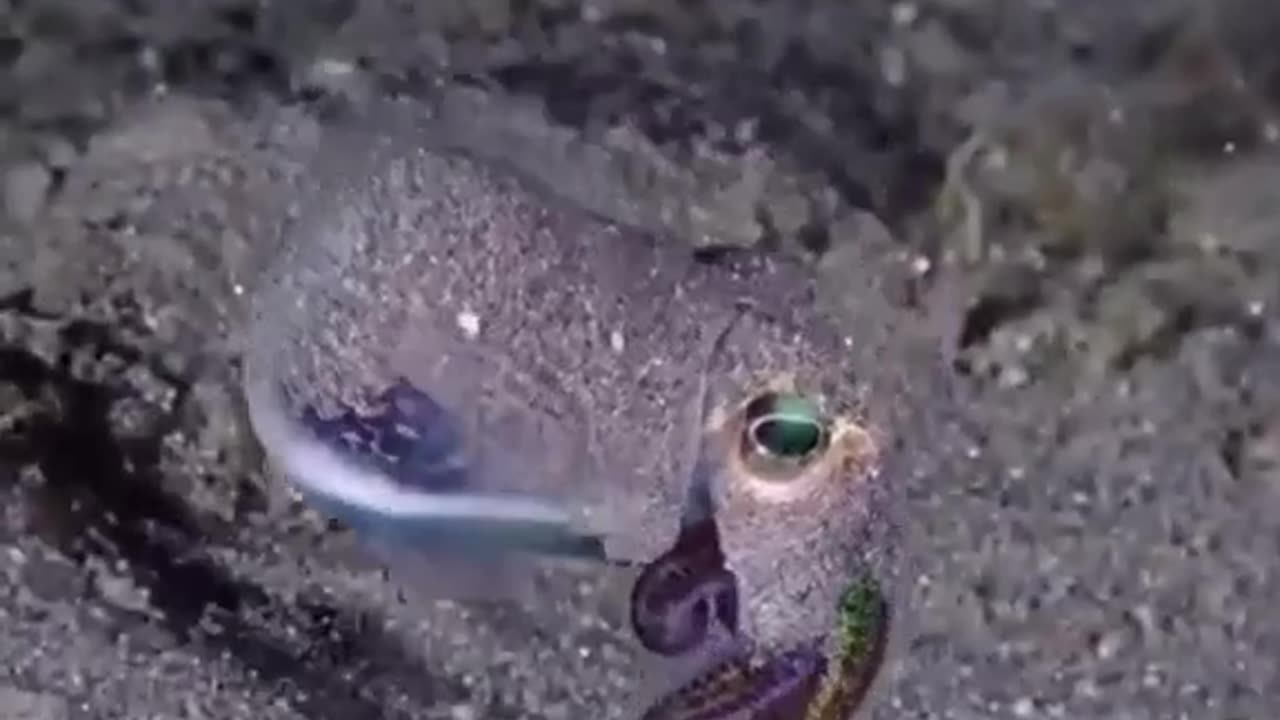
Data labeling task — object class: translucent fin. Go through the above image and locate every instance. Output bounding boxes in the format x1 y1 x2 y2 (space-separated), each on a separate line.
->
246 372 610 558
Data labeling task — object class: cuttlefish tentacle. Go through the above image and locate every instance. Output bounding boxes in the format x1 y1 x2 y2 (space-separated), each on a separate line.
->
631 520 892 719
640 644 826 720
630 520 738 655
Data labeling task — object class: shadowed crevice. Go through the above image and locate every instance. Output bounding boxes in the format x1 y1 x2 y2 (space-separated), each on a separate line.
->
0 303 473 720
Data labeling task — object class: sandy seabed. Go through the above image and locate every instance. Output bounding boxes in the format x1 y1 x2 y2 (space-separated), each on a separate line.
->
0 1 1277 718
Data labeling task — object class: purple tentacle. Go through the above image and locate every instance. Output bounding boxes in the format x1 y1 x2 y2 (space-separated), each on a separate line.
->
630 520 738 655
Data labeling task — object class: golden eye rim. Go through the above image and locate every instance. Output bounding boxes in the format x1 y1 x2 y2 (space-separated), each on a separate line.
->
713 388 880 504
741 391 831 467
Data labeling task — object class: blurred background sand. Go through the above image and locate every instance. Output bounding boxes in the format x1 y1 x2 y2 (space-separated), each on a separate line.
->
0 1 1277 718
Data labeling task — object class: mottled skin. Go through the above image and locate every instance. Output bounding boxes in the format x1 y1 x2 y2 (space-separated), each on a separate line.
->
244 105 935 718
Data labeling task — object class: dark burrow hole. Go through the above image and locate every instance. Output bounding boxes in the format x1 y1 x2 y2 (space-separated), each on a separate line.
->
957 290 1042 354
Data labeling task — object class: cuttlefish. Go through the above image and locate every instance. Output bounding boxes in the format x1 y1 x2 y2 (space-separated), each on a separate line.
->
243 100 947 719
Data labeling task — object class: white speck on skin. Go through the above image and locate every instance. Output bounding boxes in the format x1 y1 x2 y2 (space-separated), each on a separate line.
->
456 310 481 339
610 328 625 353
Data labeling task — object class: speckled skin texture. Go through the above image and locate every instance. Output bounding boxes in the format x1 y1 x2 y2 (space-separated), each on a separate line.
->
244 105 937 717
255 132 709 565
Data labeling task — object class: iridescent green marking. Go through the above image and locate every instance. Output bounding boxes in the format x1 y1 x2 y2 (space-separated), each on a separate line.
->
805 573 889 720
836 574 883 661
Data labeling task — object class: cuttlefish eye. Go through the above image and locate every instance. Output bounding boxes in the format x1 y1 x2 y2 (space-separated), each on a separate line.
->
739 392 830 477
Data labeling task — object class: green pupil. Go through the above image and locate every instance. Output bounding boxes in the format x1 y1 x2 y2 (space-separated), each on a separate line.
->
751 395 824 458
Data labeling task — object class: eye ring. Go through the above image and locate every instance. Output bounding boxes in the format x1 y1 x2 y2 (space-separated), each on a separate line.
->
739 392 830 476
